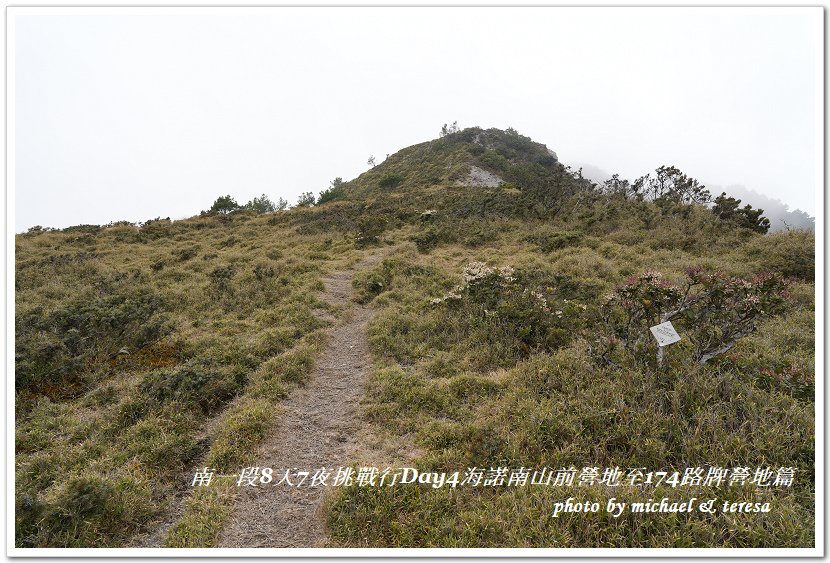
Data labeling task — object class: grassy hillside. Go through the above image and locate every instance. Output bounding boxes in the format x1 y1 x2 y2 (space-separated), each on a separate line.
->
15 127 815 548
15 212 356 546
328 231 814 547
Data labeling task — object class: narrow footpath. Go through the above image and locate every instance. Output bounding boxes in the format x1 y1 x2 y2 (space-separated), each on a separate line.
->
216 252 383 548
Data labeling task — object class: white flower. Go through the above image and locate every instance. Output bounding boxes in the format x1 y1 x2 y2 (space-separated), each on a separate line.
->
497 266 516 282
462 261 493 283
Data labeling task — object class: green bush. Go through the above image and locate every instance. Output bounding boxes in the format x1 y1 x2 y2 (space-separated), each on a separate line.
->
467 144 485 156
354 259 438 305
16 290 169 396
478 150 510 172
208 195 240 215
36 476 115 545
318 178 347 205
209 265 236 294
138 218 174 240
61 224 102 234
525 229 583 252
411 226 456 253
355 216 387 248
296 192 316 207
19 474 157 548
461 226 498 248
431 262 584 356
353 269 389 304
713 192 770 233
745 230 814 281
138 362 244 414
243 194 278 213
252 262 276 281
171 246 199 262
378 173 404 188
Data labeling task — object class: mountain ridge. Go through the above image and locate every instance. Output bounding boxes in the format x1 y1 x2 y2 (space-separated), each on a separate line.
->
14 126 815 548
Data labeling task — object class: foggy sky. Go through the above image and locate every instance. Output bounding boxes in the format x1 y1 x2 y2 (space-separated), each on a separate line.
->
12 7 821 231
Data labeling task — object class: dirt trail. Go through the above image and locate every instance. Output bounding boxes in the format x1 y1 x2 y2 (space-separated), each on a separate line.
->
216 252 384 548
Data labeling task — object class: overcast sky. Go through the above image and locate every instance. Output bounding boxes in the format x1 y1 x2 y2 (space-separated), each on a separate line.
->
13 7 821 231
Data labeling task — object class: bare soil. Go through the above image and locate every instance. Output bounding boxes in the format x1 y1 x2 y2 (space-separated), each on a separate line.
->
215 252 384 548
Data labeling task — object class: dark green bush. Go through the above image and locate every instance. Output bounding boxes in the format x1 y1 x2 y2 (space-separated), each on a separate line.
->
411 226 456 253
58 476 113 521
461 226 498 248
171 246 199 262
138 218 174 240
526 229 583 252
318 178 348 205
21 474 157 548
467 144 485 156
353 267 392 304
353 259 436 304
713 192 770 233
139 362 244 414
355 216 387 248
61 224 102 235
16 290 169 396
378 173 404 189
431 262 583 358
209 265 236 293
115 398 150 428
15 493 44 546
478 150 510 172
252 262 276 280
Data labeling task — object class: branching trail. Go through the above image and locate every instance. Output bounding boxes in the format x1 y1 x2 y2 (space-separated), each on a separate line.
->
216 252 384 548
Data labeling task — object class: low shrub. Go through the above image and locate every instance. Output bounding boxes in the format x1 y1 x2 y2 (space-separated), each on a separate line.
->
209 265 237 294
431 262 585 357
526 229 583 252
378 173 404 188
16 290 169 396
353 259 436 304
411 226 456 253
355 216 387 248
171 246 199 262
744 230 814 281
596 268 790 368
138 362 244 414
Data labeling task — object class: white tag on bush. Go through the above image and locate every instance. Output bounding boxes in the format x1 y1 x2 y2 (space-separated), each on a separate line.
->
650 321 681 346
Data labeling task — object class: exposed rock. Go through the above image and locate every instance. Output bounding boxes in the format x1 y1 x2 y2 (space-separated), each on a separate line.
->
458 165 504 188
